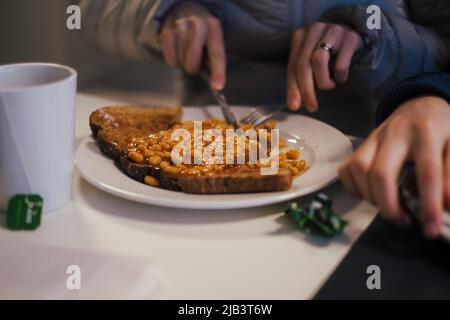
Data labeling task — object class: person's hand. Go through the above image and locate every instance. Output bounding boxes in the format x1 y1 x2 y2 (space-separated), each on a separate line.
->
287 23 363 112
339 96 450 239
160 0 226 90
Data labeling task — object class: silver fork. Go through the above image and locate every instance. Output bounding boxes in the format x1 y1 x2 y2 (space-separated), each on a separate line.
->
240 104 286 126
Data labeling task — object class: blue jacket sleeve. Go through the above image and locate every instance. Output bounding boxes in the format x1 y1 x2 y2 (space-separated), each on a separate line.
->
321 3 450 100
376 72 450 125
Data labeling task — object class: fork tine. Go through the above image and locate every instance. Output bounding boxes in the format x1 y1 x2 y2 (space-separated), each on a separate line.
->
240 104 286 126
244 110 259 123
247 111 260 124
252 115 271 127
240 109 258 124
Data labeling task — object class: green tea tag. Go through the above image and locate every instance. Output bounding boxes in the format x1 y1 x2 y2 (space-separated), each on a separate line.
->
6 195 43 231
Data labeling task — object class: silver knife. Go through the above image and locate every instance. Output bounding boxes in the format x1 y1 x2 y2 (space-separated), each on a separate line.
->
211 90 239 129
201 71 239 128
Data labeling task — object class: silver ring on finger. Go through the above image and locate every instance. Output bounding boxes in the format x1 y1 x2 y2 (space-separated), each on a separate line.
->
316 42 335 56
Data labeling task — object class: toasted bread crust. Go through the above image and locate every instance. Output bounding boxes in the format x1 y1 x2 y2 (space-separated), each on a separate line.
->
90 105 182 161
177 168 293 194
90 106 293 194
120 155 292 194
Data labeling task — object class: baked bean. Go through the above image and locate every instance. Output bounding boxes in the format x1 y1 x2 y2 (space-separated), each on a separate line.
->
149 155 162 166
128 151 144 164
286 149 300 160
290 167 300 176
160 161 170 169
144 176 160 187
163 166 179 174
143 150 154 158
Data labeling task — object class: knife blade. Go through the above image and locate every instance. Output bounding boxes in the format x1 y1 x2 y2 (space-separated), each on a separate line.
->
201 71 239 128
211 90 239 129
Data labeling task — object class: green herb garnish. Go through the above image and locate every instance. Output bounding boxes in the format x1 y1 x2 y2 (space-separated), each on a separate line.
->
285 193 348 237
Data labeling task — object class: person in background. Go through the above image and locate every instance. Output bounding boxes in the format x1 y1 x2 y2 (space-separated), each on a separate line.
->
80 0 450 137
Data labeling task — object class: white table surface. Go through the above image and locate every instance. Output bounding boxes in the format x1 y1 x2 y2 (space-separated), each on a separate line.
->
0 93 378 299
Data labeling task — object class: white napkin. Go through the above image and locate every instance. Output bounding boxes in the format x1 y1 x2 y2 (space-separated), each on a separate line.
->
0 240 161 299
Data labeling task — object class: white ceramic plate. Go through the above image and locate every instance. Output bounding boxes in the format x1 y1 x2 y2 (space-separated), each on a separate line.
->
75 106 352 210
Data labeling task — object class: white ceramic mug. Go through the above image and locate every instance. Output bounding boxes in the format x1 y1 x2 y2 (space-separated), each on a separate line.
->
0 63 77 213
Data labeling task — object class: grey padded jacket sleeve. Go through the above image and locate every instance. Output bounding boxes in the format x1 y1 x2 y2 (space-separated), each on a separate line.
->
79 0 221 62
79 0 181 61
321 1 450 98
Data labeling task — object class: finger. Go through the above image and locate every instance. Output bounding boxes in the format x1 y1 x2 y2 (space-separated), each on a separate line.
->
445 140 450 209
311 25 344 90
339 162 362 198
415 125 444 239
175 19 191 70
334 31 362 84
287 29 305 111
346 136 378 205
206 18 226 91
296 23 327 112
287 71 302 111
369 130 411 227
184 18 207 74
160 28 177 67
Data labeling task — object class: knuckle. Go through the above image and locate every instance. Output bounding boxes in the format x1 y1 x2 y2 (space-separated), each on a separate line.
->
351 157 370 175
175 22 188 33
328 24 343 34
383 121 402 138
190 17 205 29
313 22 326 29
206 17 221 29
416 118 436 137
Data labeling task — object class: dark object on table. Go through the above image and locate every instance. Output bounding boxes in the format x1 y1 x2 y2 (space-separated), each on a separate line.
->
285 193 348 237
400 168 450 242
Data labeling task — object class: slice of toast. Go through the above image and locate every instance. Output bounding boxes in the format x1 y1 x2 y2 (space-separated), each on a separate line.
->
90 106 182 160
90 106 293 194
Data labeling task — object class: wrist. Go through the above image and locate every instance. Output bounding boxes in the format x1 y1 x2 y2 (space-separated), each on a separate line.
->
377 74 450 126
403 95 450 107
